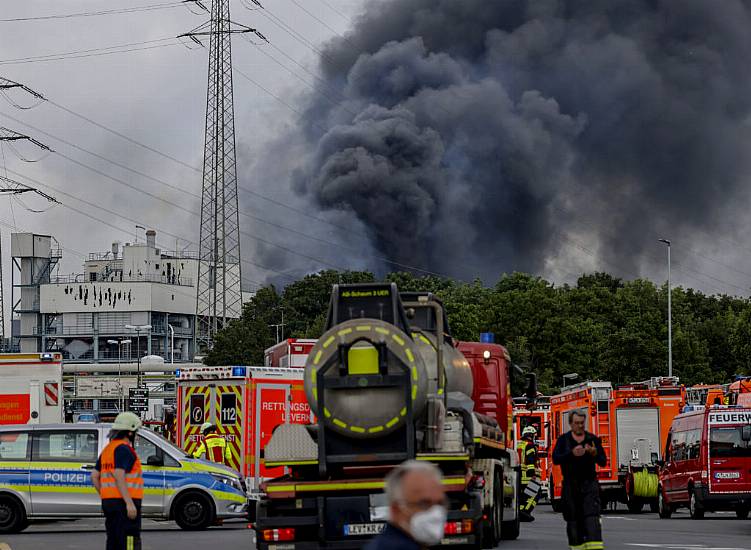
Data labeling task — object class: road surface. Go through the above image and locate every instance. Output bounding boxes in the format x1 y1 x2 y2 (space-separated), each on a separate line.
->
1 506 750 549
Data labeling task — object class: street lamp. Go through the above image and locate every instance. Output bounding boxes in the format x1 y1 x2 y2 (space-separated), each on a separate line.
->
168 324 175 365
107 338 131 410
125 324 152 387
563 373 579 389
658 239 672 378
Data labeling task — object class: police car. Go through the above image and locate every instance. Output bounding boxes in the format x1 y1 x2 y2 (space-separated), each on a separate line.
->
0 423 248 533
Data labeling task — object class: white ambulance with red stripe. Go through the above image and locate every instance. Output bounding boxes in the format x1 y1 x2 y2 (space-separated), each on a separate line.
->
264 338 316 369
176 365 313 497
0 353 63 425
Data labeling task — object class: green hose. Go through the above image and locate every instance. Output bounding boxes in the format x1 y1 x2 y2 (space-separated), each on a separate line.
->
632 467 658 498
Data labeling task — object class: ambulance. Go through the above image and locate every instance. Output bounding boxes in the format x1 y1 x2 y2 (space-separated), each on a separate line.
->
549 378 684 512
658 406 751 519
513 396 551 497
264 338 316 369
176 365 313 498
0 353 63 425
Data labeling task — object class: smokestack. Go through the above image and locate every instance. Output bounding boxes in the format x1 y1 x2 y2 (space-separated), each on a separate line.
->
146 230 156 250
111 242 119 260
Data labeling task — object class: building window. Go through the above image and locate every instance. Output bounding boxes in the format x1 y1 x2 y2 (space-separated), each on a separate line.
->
89 273 97 282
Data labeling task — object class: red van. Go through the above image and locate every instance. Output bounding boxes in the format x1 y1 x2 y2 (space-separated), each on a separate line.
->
658 406 751 519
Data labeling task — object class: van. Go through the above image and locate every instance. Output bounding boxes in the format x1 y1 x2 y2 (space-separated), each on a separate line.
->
658 406 751 519
0 423 248 533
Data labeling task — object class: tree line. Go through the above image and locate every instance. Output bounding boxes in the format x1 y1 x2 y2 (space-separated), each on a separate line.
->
205 270 751 394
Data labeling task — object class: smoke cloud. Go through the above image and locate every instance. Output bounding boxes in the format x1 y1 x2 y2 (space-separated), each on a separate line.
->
268 0 751 283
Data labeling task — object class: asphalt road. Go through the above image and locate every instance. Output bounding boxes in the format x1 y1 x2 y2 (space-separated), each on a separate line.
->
1 506 751 550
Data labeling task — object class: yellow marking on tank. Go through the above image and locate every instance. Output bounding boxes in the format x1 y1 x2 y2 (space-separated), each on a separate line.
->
411 367 418 380
312 388 318 401
368 425 385 433
386 417 400 428
405 349 414 363
391 334 405 346
313 350 322 365
323 336 336 348
438 388 444 395
338 328 353 337
349 425 365 433
323 408 332 418
356 325 371 331
412 385 417 400
332 418 348 429
417 334 431 345
375 327 389 335
400 407 407 416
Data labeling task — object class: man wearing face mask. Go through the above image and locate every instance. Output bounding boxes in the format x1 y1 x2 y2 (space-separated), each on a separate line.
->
364 460 448 550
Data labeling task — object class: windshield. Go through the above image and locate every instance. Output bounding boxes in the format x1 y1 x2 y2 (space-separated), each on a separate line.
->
709 427 751 458
141 427 191 458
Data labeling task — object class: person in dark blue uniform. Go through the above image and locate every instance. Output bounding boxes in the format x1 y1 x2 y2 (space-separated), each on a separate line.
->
365 461 448 550
553 409 607 550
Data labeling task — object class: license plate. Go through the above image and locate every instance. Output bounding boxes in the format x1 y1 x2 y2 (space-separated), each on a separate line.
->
344 523 385 536
715 471 741 479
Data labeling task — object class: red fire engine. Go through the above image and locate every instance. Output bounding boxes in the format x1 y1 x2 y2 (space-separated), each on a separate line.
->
264 338 317 368
176 365 313 496
549 378 684 512
513 396 551 497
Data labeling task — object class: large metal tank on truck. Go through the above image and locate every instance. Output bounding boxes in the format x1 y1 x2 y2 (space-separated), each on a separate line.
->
256 283 527 549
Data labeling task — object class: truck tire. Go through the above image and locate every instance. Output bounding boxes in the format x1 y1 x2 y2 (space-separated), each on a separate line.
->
500 471 520 541
689 490 704 520
482 472 502 548
174 491 215 530
0 495 28 534
736 507 749 520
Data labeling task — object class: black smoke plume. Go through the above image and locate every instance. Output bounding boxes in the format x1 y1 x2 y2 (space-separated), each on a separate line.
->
265 0 751 283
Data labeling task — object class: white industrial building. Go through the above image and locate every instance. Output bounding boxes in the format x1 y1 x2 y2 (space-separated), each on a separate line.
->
12 230 199 363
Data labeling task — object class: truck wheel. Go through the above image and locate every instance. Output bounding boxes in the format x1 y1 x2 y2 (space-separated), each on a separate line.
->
736 507 749 520
657 489 672 519
174 492 215 530
0 495 28 534
689 490 704 520
482 472 502 548
500 472 520 541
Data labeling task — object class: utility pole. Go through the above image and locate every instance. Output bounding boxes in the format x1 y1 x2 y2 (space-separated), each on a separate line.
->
658 239 672 378
180 1 265 352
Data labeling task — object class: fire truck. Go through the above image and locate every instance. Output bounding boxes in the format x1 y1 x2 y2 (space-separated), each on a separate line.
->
176 365 313 497
264 338 317 368
513 396 551 498
0 352 63 425
549 378 684 512
253 284 528 548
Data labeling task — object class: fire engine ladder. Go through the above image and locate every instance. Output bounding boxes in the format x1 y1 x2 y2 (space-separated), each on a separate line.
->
595 401 613 471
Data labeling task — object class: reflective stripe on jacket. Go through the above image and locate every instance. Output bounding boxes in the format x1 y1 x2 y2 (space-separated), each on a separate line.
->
99 439 144 500
193 433 231 464
517 439 537 483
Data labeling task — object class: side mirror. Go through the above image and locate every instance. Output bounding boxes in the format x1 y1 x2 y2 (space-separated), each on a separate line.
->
742 425 751 442
146 454 164 467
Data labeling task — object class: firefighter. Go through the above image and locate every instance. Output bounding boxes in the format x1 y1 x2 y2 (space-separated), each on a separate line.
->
91 412 144 550
192 422 232 465
518 425 540 522
552 409 607 550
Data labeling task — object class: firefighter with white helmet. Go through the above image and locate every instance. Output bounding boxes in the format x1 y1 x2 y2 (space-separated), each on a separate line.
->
192 422 232 466
92 412 144 550
518 424 541 522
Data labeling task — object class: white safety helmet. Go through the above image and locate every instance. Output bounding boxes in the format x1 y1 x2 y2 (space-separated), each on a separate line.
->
112 412 142 432
201 422 215 433
522 426 537 438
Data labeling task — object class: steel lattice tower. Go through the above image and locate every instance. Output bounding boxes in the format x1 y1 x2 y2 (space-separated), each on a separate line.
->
183 0 259 349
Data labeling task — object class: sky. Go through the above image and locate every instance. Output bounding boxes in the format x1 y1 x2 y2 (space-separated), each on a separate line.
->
1 0 751 318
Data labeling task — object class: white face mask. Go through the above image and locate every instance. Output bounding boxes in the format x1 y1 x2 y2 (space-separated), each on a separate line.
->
408 505 447 546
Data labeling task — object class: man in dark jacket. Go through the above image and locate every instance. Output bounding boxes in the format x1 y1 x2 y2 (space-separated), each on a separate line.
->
364 460 447 550
552 409 607 550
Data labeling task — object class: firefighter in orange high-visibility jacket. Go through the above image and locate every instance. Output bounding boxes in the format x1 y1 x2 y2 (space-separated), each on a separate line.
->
92 412 144 550
193 422 232 465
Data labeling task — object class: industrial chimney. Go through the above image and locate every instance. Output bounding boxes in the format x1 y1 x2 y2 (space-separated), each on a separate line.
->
146 230 156 250
111 242 119 260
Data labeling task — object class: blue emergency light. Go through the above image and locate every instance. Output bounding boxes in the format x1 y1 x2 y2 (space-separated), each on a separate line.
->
232 366 247 377
174 369 181 378
480 332 495 343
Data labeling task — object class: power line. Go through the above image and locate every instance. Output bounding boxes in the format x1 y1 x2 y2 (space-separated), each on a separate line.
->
0 2 184 22
0 38 179 66
317 0 353 22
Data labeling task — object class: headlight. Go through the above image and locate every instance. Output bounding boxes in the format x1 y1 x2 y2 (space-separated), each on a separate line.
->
210 473 244 493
